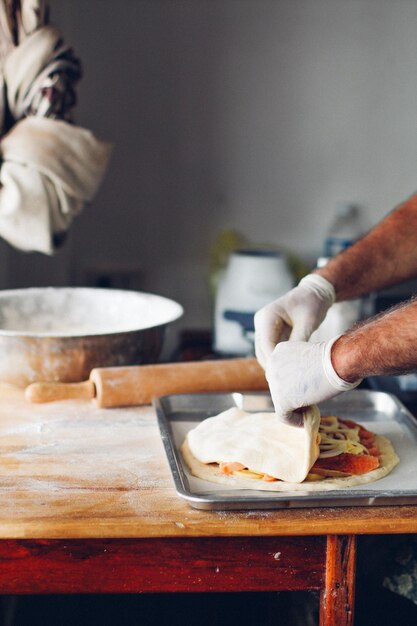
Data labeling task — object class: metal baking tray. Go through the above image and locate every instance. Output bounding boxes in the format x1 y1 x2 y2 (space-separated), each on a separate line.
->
154 389 417 510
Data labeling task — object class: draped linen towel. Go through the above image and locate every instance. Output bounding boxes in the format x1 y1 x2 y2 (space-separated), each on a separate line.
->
0 116 112 252
3 24 80 123
0 10 112 254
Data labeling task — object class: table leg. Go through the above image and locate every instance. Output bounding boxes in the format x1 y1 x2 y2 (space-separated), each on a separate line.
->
319 534 356 626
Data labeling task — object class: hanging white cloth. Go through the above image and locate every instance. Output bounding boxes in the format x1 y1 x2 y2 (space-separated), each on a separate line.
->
0 1 112 254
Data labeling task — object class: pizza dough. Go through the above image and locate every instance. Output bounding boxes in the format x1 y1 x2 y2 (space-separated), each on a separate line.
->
185 405 321 484
181 408 399 492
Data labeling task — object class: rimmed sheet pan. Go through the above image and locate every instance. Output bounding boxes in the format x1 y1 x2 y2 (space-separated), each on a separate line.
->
154 389 417 510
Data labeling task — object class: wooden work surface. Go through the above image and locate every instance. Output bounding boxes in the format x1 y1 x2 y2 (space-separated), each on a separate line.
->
0 386 416 540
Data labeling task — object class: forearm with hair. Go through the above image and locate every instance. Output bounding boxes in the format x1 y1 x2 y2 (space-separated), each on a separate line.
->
316 193 417 301
331 297 417 382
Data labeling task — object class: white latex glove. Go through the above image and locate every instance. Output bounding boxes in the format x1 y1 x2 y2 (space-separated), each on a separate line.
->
265 335 362 424
254 274 336 369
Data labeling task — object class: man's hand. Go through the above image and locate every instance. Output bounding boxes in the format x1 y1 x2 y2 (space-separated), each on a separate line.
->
265 336 361 423
254 274 336 369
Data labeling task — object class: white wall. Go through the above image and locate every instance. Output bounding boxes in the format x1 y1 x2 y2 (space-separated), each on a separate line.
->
7 0 417 335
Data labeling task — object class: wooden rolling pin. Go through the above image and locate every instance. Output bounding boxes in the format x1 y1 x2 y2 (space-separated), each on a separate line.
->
24 358 268 408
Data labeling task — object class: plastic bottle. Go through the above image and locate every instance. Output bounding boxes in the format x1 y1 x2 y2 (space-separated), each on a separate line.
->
323 203 362 257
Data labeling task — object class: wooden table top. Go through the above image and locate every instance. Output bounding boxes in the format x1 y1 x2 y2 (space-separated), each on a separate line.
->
0 385 416 540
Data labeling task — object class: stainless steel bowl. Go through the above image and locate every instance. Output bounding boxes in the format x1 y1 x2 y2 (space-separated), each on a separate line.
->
0 287 183 386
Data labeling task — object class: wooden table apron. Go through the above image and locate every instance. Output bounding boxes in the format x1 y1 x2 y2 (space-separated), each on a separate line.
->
0 534 355 626
0 390 414 626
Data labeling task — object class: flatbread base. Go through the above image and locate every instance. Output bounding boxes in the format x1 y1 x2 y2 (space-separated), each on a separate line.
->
181 434 399 492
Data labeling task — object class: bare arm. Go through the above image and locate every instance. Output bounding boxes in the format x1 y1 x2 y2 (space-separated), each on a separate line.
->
316 192 417 301
332 298 417 382
318 193 417 381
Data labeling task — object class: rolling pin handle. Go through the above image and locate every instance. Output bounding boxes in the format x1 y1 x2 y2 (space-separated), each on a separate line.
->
24 380 96 404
